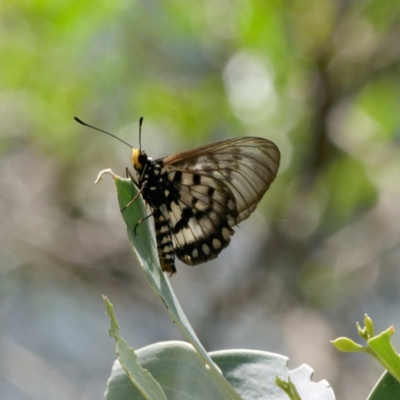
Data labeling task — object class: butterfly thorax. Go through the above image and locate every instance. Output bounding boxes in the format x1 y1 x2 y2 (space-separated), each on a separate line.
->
131 148 180 275
132 149 180 209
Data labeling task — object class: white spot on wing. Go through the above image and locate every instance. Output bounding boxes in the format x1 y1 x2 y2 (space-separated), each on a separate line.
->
212 238 221 249
222 227 231 241
182 255 191 263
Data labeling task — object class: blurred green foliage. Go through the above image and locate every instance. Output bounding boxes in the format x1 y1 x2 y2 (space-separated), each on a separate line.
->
1 1 400 399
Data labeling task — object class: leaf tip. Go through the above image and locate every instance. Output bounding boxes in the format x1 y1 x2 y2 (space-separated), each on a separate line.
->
95 169 117 184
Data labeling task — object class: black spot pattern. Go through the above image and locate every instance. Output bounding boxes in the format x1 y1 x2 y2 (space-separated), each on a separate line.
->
193 174 201 184
171 207 194 234
173 171 182 183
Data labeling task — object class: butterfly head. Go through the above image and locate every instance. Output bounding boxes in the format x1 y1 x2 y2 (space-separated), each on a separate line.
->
132 148 148 171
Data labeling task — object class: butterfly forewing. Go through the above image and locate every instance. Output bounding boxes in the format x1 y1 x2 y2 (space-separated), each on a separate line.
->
162 137 280 223
132 136 280 274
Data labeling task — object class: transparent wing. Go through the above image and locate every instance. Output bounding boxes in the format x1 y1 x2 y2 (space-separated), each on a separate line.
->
161 137 280 223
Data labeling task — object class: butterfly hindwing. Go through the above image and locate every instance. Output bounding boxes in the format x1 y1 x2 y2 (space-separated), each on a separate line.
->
159 170 237 265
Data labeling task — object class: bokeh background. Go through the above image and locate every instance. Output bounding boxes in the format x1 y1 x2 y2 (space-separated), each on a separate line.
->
1 1 400 399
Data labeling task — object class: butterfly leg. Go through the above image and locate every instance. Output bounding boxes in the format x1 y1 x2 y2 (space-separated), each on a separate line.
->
125 167 137 182
121 181 148 212
153 209 176 275
133 212 154 236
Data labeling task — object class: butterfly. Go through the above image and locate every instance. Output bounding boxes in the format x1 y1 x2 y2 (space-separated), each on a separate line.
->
75 117 280 275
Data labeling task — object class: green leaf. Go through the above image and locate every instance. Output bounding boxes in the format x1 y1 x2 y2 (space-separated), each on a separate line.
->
107 342 336 400
365 314 375 338
210 350 335 400
275 376 302 400
104 297 167 400
332 315 400 389
331 337 364 353
106 341 238 400
368 371 400 400
368 327 400 383
97 170 240 400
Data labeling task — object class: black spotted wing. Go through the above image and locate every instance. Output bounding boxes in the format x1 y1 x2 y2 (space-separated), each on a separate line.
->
157 137 280 266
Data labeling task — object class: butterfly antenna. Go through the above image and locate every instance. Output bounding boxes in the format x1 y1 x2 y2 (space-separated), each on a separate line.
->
139 117 144 152
74 116 133 149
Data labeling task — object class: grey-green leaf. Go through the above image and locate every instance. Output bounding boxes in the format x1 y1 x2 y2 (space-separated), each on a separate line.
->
104 297 167 400
107 341 236 400
210 350 335 400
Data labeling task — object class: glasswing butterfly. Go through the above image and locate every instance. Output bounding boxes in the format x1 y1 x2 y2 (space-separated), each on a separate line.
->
75 117 280 275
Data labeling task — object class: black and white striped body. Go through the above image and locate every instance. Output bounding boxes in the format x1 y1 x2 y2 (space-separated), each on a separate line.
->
135 157 182 274
129 137 280 275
